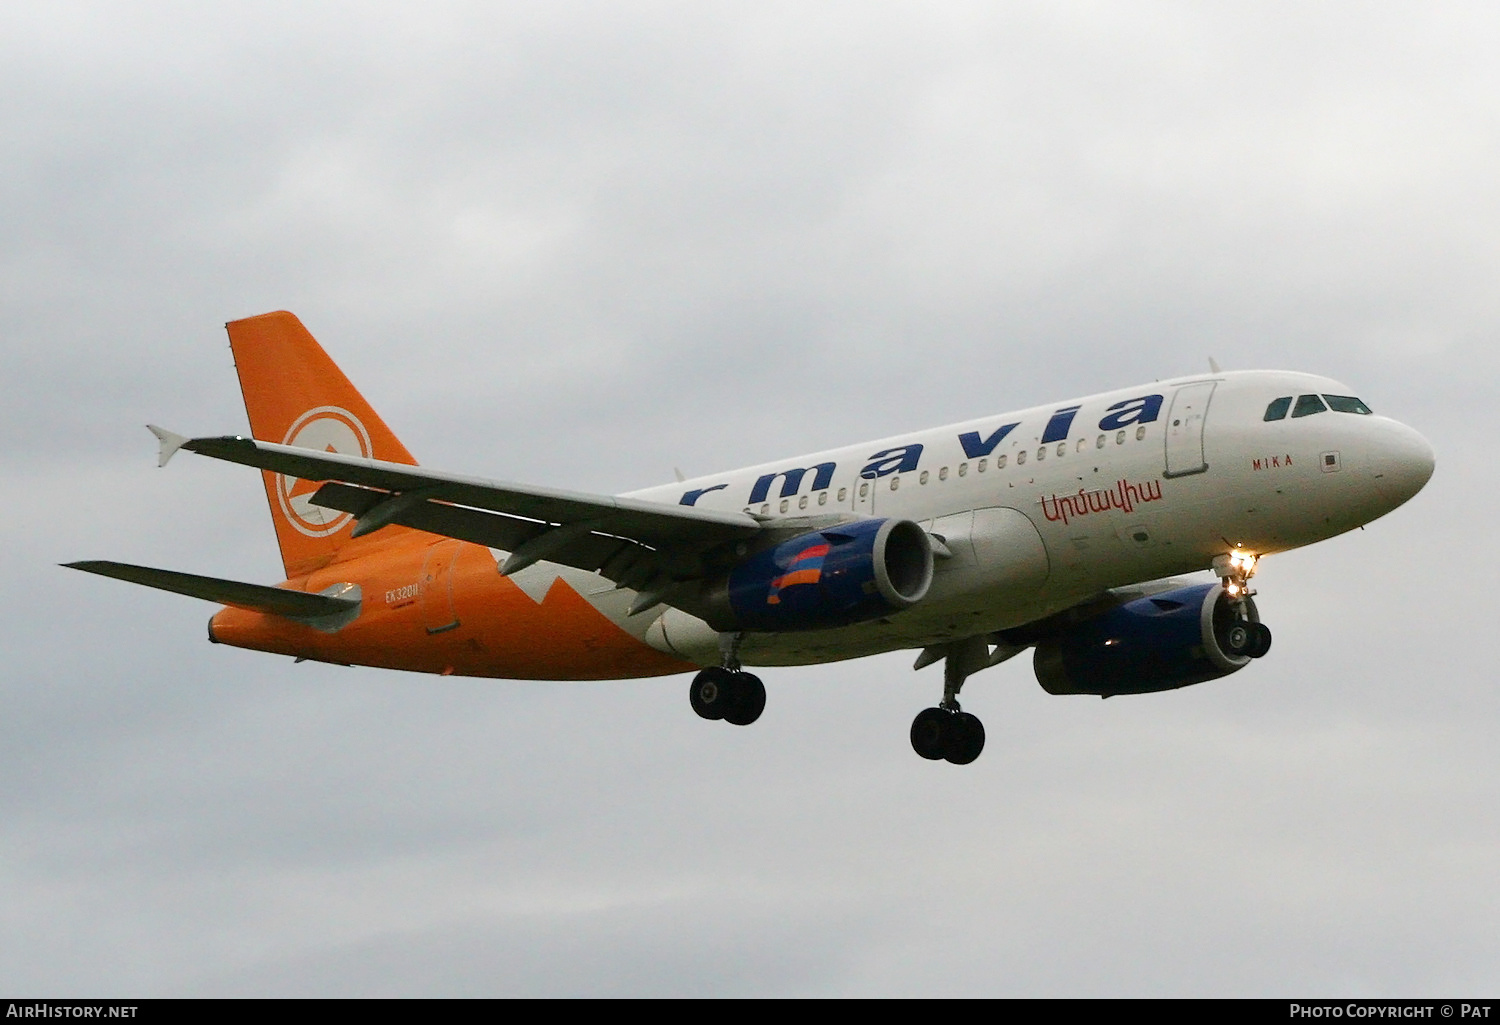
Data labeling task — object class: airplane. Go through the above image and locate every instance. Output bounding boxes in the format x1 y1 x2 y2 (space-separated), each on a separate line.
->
66 311 1436 764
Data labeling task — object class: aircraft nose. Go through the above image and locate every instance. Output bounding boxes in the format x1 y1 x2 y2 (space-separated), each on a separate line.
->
1369 420 1435 508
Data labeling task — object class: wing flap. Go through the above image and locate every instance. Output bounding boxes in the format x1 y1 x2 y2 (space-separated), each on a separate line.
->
311 482 646 577
63 560 359 619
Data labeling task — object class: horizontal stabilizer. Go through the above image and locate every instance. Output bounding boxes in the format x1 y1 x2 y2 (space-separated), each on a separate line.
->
63 560 359 620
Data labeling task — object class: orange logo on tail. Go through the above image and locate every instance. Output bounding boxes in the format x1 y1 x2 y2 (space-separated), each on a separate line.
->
276 406 372 537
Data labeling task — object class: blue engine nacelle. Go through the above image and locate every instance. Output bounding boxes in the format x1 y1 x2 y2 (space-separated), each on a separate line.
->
722 518 933 631
1033 582 1258 696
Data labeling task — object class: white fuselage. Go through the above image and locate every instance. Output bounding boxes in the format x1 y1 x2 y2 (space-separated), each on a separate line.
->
582 369 1434 668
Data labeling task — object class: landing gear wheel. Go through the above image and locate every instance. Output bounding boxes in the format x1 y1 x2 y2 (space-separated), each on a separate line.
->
1224 621 1255 657
689 667 736 721
910 708 950 760
1247 622 1272 659
911 708 986 764
723 672 766 726
945 712 985 765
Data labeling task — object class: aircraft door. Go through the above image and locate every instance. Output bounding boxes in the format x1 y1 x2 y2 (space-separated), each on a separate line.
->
419 539 463 634
1164 382 1216 478
852 475 876 516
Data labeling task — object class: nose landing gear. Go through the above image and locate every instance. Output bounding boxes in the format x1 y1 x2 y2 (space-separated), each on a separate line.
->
1213 549 1259 600
1223 618 1272 659
1214 550 1272 659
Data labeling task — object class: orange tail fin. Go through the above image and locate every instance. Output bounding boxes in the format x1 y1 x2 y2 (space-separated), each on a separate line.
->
226 311 420 579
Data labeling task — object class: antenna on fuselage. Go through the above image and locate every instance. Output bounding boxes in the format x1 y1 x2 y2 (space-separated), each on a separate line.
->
1209 357 1223 373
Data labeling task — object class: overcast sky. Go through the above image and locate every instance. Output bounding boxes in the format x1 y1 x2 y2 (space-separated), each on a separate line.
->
3 0 1496 996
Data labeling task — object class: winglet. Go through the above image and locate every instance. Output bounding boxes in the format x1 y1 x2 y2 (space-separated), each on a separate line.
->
147 424 190 467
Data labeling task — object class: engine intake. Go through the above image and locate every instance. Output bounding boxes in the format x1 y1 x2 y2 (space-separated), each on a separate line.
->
1033 582 1258 696
722 518 933 631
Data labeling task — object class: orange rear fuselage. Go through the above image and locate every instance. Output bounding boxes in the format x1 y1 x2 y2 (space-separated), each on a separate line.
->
208 537 691 680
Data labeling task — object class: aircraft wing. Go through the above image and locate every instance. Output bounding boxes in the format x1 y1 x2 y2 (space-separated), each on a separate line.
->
169 434 763 606
179 435 757 544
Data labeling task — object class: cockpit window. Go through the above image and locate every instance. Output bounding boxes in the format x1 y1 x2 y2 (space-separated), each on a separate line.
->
1263 397 1292 421
1323 394 1373 415
1291 393 1328 418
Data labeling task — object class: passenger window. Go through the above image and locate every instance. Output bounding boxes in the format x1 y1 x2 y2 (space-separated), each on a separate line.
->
1077 438 1087 453
1056 442 1066 457
890 476 900 490
1264 396 1292 421
1116 430 1125 445
858 483 867 498
982 457 992 471
798 495 808 509
780 499 789 513
994 455 1003 469
1017 450 1026 465
1096 435 1105 449
818 491 828 506
760 504 770 515
958 463 968 477
939 466 948 481
920 470 930 484
1135 425 1146 441
1324 394 1373 415
1036 447 1046 461
1292 394 1328 418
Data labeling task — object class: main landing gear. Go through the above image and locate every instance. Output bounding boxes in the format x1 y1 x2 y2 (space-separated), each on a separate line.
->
910 706 985 765
1214 549 1273 659
909 635 1018 765
689 667 766 726
689 632 766 727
